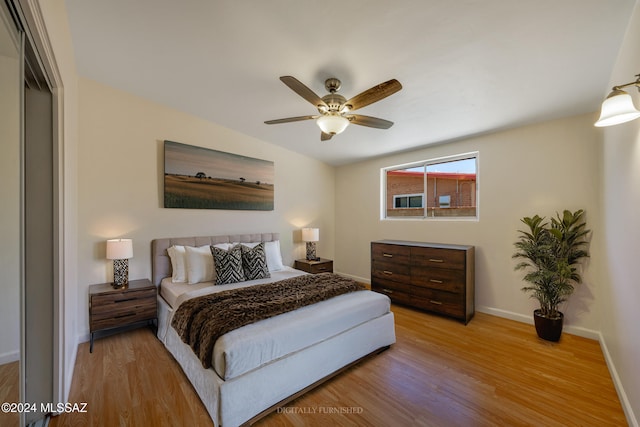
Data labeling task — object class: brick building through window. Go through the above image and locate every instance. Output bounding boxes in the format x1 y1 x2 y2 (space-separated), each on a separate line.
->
386 170 476 218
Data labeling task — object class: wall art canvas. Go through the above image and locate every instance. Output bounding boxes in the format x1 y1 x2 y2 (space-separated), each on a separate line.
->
164 140 274 210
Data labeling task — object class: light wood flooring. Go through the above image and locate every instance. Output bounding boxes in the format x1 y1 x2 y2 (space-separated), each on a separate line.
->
0 361 19 427
50 305 627 426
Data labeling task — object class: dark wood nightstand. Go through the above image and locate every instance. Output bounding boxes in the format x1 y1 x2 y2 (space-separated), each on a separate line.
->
294 258 334 274
89 278 157 353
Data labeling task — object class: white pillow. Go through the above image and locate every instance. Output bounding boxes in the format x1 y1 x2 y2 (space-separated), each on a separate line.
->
185 245 216 284
264 240 284 271
167 245 186 283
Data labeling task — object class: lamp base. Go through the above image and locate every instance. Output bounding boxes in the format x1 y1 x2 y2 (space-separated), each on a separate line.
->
113 259 129 289
306 242 318 261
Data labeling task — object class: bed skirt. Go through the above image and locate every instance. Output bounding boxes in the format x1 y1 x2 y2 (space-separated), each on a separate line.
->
157 295 395 427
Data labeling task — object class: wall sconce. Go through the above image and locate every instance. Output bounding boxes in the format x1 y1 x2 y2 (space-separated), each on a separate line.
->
301 228 319 261
106 238 133 288
595 73 640 127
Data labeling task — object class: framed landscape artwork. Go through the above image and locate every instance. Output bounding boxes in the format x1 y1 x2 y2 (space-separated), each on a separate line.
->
164 140 274 210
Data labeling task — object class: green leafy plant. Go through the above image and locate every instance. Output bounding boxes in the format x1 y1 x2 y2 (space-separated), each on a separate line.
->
513 209 591 319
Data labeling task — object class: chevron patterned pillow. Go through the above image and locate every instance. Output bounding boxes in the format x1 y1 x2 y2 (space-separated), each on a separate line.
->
211 244 246 285
241 242 271 280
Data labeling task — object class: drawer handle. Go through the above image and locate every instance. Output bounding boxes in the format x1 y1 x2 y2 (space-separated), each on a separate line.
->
383 270 393 275
429 259 444 263
429 279 443 284
382 288 394 294
114 312 136 319
115 297 137 303
383 253 393 258
429 300 443 305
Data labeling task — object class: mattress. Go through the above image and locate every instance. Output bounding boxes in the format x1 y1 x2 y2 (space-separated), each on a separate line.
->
159 266 306 308
214 289 390 380
160 269 392 381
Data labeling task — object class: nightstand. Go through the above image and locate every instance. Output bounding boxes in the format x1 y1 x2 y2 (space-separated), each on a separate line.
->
294 258 334 274
89 278 157 353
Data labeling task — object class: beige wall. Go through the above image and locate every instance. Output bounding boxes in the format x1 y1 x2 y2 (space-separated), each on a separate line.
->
598 1 640 422
335 113 602 335
76 77 336 340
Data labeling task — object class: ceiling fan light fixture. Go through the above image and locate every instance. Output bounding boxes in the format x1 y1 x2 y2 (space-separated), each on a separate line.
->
316 114 349 135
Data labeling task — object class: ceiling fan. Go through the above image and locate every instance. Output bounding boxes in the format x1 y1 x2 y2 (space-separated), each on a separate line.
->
265 76 402 141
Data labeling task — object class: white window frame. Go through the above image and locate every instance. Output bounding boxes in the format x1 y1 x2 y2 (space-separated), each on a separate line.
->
380 151 479 221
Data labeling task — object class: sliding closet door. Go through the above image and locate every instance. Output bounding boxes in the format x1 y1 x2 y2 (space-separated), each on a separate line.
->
23 80 54 424
0 3 22 426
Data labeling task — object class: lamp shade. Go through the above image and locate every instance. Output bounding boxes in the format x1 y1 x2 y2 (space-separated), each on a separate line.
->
301 228 319 242
316 115 349 135
106 239 133 260
595 89 640 127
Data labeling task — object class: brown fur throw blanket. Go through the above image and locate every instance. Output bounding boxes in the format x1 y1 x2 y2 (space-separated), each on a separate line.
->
171 273 365 369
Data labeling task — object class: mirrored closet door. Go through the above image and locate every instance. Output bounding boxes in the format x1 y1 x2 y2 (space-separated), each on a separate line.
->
1 1 55 425
0 2 22 426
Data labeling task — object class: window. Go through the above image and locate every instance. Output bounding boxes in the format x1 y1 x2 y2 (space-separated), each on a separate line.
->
394 194 424 209
382 152 478 219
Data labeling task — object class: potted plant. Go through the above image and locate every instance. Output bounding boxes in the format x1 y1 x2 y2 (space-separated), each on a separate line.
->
512 209 590 341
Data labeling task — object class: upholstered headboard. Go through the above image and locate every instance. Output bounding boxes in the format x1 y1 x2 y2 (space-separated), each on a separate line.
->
151 232 280 286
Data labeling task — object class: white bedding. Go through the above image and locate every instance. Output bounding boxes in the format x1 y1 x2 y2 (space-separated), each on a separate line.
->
159 266 306 308
159 268 392 381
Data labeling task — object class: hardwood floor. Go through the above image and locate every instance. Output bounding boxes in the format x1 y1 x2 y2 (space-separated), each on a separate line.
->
50 305 627 426
0 361 19 427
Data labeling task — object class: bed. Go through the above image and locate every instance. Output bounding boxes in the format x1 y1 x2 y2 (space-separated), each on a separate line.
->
152 233 396 427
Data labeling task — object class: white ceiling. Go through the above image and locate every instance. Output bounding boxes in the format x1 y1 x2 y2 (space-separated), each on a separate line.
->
65 0 635 166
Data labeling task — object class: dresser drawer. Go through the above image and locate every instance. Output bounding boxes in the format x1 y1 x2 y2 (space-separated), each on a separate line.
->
372 282 413 306
372 277 415 295
410 267 465 293
372 243 410 265
412 288 465 318
410 247 466 270
372 260 410 283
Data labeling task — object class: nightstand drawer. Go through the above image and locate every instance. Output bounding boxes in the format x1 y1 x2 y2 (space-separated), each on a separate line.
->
91 288 156 308
295 258 333 274
90 303 157 331
91 294 156 319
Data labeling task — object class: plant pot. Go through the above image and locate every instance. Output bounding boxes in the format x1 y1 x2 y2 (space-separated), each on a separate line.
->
533 309 564 342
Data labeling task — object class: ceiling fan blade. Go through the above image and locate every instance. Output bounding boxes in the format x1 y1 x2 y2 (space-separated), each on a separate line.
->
321 132 333 141
344 79 402 112
280 76 328 109
264 115 316 125
349 114 394 129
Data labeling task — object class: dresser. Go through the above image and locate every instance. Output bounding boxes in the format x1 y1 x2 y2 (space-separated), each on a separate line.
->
89 278 157 352
371 240 474 324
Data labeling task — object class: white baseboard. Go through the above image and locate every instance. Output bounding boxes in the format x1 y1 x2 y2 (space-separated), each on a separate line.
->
475 305 600 340
598 333 638 427
64 338 79 403
0 350 19 365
